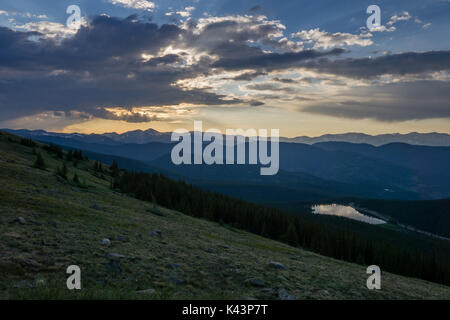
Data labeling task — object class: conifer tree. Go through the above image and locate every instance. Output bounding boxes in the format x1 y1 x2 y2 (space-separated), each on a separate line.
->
33 153 46 170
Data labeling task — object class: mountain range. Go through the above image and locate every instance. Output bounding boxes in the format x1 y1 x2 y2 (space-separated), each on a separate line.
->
4 129 450 147
4 128 450 202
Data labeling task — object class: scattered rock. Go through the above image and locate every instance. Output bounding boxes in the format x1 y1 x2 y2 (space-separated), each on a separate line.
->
268 262 287 270
100 238 111 246
220 244 230 249
150 229 162 238
278 288 295 300
31 220 43 226
115 235 129 242
135 289 156 295
322 290 329 295
245 278 265 288
14 217 26 225
167 263 180 270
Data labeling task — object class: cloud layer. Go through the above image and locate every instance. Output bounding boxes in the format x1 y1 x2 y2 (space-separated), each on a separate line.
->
0 13 449 125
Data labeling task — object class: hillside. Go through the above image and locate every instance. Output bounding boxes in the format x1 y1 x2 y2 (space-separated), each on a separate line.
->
0 131 449 299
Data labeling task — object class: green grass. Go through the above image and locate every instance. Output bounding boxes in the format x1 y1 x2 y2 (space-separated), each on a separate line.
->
0 131 449 300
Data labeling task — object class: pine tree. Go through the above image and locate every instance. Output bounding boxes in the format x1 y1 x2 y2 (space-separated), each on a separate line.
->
110 160 119 177
57 163 68 180
67 150 73 161
33 153 46 170
281 221 299 247
73 173 80 183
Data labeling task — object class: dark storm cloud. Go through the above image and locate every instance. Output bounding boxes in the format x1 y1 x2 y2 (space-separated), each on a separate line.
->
272 77 298 83
144 54 182 66
0 15 242 122
212 48 346 71
1 13 449 124
302 80 450 121
231 71 267 81
246 83 296 93
304 50 450 78
0 14 342 122
0 16 180 72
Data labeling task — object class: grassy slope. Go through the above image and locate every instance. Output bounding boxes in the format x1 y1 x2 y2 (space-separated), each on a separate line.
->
0 132 449 300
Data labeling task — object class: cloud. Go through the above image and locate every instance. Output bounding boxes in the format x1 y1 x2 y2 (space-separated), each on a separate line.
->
108 0 155 11
0 10 48 19
292 28 373 49
230 71 267 81
303 51 450 79
367 25 395 32
177 6 195 18
0 13 448 126
387 11 411 26
0 16 243 122
301 80 450 122
0 13 327 123
369 11 430 33
13 21 84 40
212 48 345 71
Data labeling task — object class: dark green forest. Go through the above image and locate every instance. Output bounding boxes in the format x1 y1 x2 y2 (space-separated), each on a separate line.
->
353 198 450 238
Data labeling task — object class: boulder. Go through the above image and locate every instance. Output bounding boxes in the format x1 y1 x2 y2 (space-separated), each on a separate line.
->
150 229 162 238
101 238 111 246
268 261 287 270
135 289 155 295
245 278 265 287
14 217 26 225
278 288 295 300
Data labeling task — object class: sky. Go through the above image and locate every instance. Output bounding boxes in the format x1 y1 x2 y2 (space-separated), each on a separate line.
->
0 0 449 137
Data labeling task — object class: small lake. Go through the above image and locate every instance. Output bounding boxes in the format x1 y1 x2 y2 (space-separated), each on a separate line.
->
312 204 386 225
